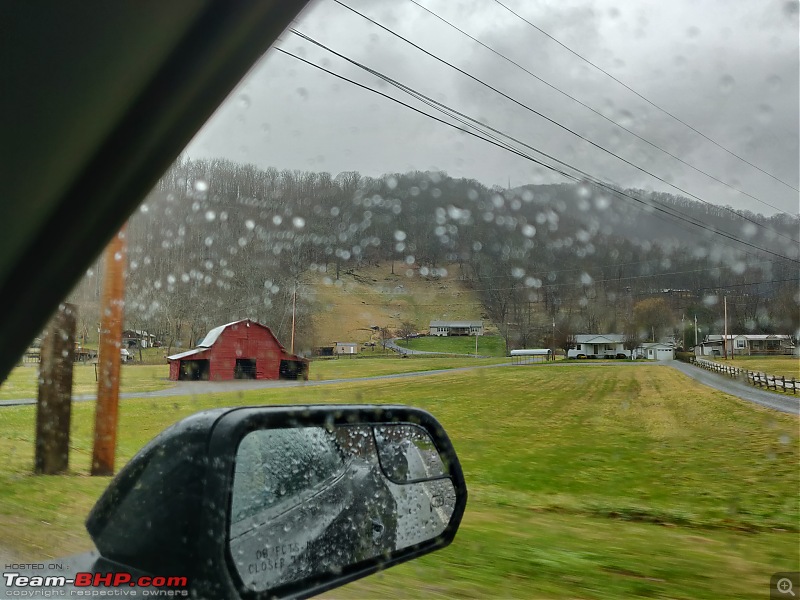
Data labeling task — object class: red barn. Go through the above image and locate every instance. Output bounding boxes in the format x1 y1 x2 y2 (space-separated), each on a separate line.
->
167 319 308 381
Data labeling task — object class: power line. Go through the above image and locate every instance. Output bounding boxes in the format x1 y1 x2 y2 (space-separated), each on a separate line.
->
313 273 800 298
301 256 782 285
406 0 794 217
489 0 800 194
283 32 800 263
272 48 562 178
353 54 800 256
469 276 800 293
277 44 799 264
328 2 799 245
304 263 797 295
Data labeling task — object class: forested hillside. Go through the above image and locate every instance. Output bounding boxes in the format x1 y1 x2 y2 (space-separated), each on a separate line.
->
68 158 799 352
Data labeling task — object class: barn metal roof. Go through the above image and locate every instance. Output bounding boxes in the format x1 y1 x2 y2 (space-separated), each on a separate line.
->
166 348 205 360
198 319 250 347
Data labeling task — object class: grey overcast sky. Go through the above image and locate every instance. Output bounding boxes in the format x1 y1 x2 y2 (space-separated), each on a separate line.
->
186 0 800 216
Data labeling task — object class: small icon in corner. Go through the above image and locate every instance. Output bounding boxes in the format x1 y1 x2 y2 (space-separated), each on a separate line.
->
772 573 800 599
778 578 795 596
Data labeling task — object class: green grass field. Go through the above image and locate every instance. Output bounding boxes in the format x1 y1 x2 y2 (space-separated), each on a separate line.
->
710 355 799 379
309 356 508 380
396 335 507 356
133 347 171 365
0 362 797 599
0 364 174 400
1 357 509 401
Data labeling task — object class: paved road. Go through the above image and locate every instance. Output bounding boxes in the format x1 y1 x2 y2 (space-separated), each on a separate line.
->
668 360 799 415
0 362 512 407
2 360 797 415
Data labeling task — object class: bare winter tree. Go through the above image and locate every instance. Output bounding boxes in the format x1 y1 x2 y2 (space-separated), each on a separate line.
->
397 321 417 346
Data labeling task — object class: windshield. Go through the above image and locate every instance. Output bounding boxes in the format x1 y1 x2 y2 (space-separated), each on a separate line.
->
2 1 798 598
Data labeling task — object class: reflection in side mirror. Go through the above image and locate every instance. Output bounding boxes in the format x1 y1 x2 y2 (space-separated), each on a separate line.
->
228 424 457 594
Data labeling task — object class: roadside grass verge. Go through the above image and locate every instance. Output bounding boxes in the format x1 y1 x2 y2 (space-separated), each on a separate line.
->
709 356 799 380
0 364 797 598
396 335 507 356
0 364 173 400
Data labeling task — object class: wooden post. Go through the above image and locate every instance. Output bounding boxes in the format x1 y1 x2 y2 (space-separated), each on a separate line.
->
91 227 127 476
34 303 77 474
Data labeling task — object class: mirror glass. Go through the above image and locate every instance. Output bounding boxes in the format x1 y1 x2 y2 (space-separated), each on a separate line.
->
228 423 457 593
374 424 447 482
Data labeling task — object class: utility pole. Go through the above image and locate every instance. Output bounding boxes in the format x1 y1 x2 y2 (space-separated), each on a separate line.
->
290 284 297 355
35 303 77 474
681 314 685 350
91 226 127 476
723 295 728 360
552 317 556 361
694 315 698 347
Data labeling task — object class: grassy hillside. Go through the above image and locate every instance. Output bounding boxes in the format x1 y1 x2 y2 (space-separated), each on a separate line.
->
396 334 507 356
306 263 485 346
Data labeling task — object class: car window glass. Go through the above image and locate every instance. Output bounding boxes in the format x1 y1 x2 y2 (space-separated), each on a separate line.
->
3 1 798 598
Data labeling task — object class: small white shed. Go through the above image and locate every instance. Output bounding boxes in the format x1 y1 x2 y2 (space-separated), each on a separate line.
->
334 342 359 355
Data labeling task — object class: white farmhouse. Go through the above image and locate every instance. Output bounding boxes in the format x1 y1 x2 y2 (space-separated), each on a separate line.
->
429 320 483 337
568 334 630 359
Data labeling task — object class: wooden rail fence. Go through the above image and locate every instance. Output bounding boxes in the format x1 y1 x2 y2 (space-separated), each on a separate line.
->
692 357 798 394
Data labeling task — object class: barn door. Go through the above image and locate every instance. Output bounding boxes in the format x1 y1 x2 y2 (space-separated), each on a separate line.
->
235 358 257 379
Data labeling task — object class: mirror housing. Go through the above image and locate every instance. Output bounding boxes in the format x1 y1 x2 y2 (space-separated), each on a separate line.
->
86 405 467 599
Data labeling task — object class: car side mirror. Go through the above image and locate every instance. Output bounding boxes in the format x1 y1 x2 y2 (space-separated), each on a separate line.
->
85 405 467 599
